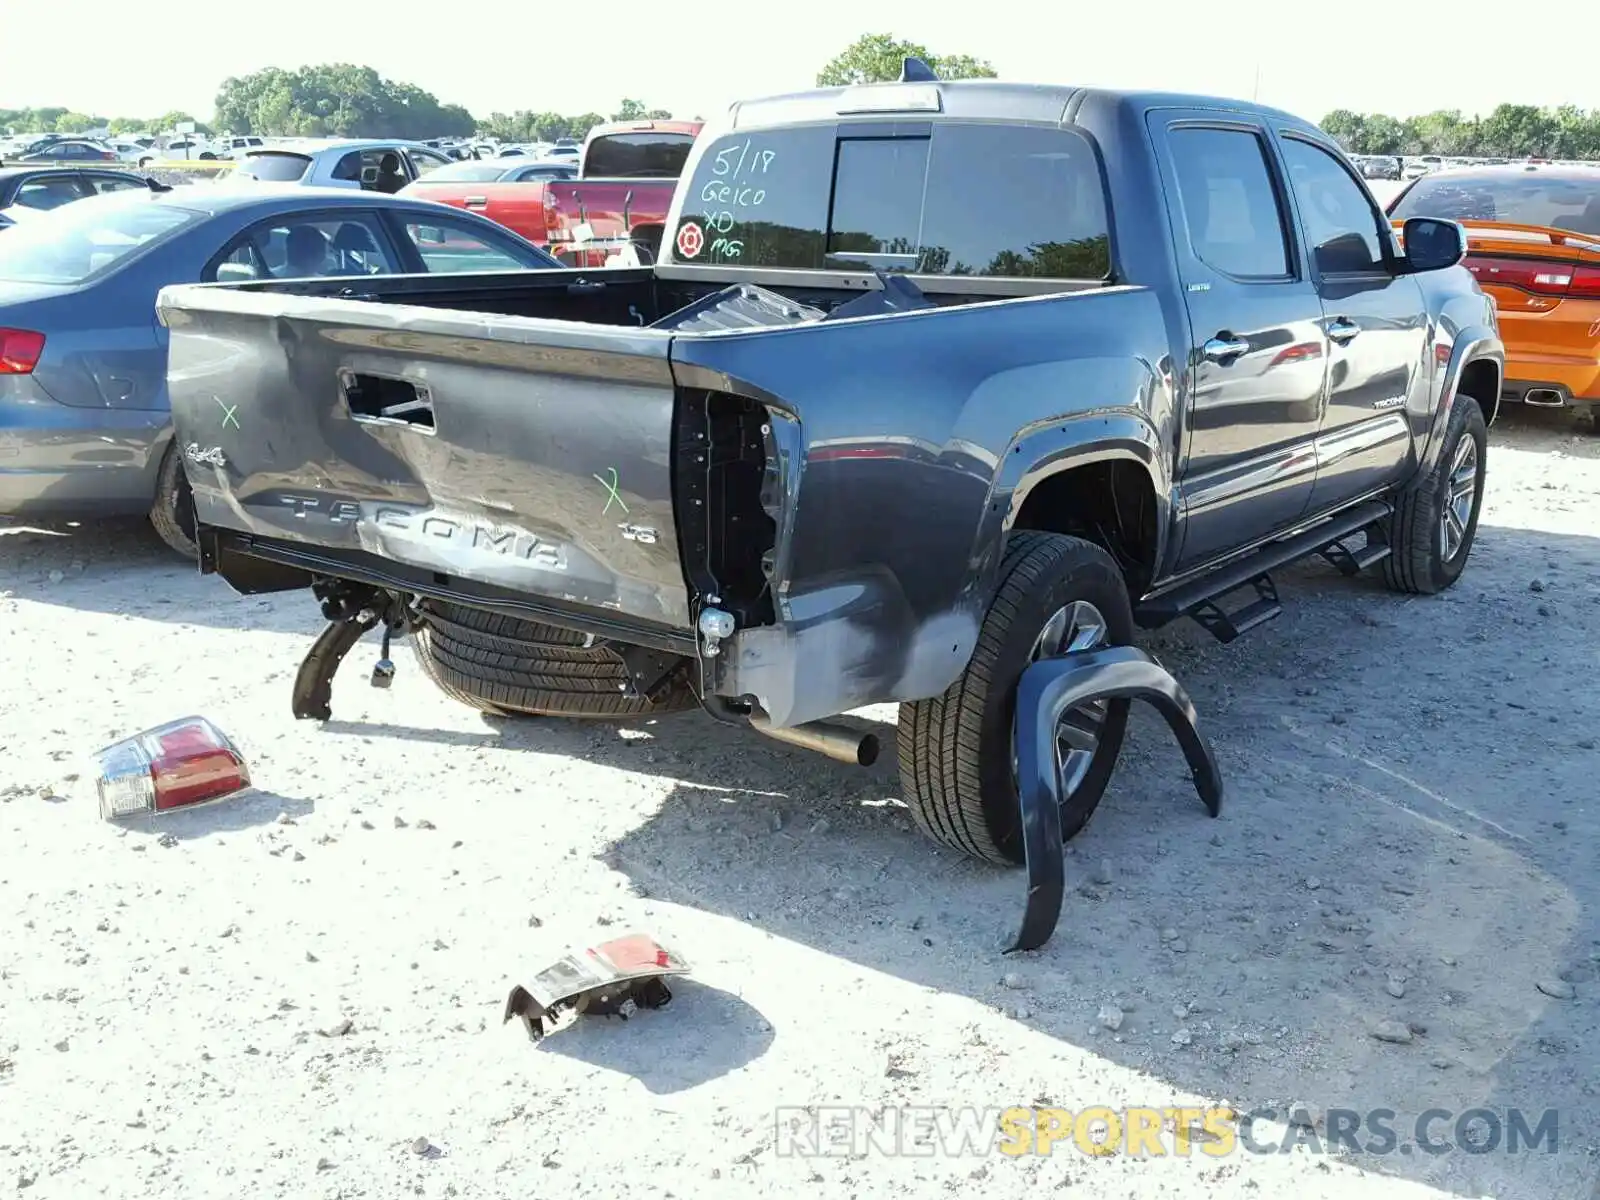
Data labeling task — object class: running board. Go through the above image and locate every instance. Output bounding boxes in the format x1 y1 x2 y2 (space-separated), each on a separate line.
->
1136 500 1392 641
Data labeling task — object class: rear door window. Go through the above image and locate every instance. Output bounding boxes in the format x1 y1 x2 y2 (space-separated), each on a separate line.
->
672 122 1110 279
400 218 540 273
207 214 398 282
91 175 148 195
1165 127 1293 279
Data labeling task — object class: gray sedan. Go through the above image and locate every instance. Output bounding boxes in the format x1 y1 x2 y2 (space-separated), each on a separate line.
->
0 185 561 554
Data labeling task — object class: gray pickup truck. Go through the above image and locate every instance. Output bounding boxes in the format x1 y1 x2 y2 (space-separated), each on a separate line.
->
157 66 1503 869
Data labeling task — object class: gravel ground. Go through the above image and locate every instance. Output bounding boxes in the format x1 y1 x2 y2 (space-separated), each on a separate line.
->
1 409 1597 1200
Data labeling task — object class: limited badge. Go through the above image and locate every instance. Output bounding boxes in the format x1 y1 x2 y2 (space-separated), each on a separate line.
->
676 221 704 259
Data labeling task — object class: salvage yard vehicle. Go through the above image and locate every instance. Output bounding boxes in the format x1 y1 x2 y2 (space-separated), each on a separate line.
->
1388 164 1600 429
0 187 561 554
158 66 1502 867
407 121 702 265
227 140 455 190
0 165 165 215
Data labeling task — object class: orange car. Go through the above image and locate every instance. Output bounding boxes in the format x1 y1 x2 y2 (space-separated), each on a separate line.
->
1388 165 1600 426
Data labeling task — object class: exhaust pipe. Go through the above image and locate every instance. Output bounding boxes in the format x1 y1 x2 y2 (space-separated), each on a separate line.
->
1524 388 1565 407
749 714 880 767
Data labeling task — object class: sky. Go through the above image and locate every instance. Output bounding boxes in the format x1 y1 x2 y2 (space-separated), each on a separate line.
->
10 0 1600 125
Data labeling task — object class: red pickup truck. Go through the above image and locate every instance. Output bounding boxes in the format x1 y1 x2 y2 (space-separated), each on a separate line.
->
402 119 701 265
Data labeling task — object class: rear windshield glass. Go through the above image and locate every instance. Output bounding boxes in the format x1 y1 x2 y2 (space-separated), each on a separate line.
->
672 122 1111 278
1390 172 1600 234
0 194 199 283
413 161 511 182
584 132 696 178
234 152 313 182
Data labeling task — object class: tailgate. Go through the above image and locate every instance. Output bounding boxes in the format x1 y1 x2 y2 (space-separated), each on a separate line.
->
546 179 675 255
157 283 692 630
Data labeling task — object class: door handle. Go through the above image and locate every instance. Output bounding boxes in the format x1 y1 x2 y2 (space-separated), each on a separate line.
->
1327 318 1361 344
1202 336 1252 363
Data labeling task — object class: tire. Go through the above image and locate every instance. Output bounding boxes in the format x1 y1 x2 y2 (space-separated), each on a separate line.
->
897 532 1135 865
1381 396 1487 594
138 158 154 169
149 442 198 559
410 600 697 719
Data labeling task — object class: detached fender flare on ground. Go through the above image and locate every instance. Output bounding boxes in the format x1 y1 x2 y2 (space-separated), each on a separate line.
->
1008 645 1223 954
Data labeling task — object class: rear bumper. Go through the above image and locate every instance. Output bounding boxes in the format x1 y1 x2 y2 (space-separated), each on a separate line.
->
0 380 168 518
1496 310 1600 405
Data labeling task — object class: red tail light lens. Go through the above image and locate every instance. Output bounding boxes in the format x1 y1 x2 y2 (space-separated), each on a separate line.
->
1463 255 1600 299
0 328 44 374
95 716 252 820
1568 265 1600 299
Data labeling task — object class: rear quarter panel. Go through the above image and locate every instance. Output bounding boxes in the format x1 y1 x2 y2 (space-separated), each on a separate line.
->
673 285 1175 725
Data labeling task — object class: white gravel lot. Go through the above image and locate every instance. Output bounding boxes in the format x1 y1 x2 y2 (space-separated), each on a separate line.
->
1 409 1597 1200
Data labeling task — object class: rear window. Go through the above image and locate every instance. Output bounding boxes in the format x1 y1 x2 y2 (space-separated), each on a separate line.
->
672 123 1111 279
0 194 199 283
235 152 313 182
1390 172 1600 235
583 132 696 178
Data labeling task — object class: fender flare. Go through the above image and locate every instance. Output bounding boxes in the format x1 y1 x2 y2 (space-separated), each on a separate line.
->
1421 327 1503 474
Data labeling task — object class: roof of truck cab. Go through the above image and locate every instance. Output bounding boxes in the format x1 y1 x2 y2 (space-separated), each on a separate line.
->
727 78 1314 133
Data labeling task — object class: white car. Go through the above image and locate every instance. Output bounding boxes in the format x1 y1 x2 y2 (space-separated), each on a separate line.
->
225 139 456 190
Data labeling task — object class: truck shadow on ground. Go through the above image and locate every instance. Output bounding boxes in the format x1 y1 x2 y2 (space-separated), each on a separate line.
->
565 520 1598 1199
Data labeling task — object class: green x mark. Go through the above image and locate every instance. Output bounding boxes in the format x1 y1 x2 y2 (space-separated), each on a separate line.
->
593 467 628 515
215 397 240 429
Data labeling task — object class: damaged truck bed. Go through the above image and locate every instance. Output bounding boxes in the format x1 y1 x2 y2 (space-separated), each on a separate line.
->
159 66 1502 896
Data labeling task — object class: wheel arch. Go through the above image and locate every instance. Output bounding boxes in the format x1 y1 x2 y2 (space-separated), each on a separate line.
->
995 417 1175 601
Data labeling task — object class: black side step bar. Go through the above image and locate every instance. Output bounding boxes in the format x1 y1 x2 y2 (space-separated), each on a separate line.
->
1136 500 1393 640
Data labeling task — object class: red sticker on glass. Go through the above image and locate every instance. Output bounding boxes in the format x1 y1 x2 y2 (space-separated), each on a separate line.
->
676 221 704 259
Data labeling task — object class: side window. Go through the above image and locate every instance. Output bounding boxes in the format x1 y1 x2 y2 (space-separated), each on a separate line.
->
13 177 91 210
404 148 452 179
93 176 147 194
1167 127 1292 279
362 150 408 193
1279 137 1387 275
402 220 530 273
331 152 364 183
207 215 398 281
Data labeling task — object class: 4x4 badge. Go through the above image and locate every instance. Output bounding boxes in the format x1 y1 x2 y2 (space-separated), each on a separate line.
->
185 443 227 468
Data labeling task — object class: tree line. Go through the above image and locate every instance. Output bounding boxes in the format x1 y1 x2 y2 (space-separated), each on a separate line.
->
1 35 995 144
1 68 679 144
1320 105 1600 160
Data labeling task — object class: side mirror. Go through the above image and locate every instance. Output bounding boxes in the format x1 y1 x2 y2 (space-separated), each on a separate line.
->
1401 216 1467 273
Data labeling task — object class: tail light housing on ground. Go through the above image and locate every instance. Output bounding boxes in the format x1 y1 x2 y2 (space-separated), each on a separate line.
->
95 716 251 820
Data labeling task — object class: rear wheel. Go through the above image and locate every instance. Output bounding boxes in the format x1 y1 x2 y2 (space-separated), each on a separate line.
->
410 601 697 718
897 533 1134 865
149 442 197 559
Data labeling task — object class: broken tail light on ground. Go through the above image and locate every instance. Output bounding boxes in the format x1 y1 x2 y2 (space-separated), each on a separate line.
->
504 933 691 1042
94 716 251 821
